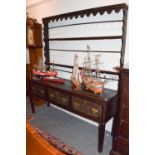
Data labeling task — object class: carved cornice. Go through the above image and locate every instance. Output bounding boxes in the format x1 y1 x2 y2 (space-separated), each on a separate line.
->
43 3 128 23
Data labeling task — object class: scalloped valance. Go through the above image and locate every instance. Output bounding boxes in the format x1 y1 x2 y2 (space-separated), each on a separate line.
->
43 3 128 23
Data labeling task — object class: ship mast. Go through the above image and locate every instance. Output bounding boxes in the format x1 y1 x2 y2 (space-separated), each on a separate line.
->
86 45 92 77
94 54 101 79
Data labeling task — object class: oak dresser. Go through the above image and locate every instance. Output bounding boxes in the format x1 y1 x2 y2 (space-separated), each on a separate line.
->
30 79 118 153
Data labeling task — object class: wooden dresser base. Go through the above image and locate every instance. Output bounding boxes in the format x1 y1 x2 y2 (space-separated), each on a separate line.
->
30 79 118 153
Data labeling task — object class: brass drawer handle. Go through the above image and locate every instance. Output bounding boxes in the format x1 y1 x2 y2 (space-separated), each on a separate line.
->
61 98 67 103
92 107 98 114
32 87 36 91
49 94 54 99
38 89 45 94
73 102 80 107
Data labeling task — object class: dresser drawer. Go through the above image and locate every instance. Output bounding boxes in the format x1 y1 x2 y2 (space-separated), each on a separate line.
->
120 73 129 96
48 88 69 107
121 107 129 122
114 136 129 155
72 96 102 120
119 121 129 139
120 95 129 107
31 84 46 98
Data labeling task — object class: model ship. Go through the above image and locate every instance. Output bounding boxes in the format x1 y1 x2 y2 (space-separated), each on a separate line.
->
81 45 105 94
71 54 82 90
32 60 58 79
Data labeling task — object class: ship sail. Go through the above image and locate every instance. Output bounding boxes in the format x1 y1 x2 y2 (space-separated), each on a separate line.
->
71 54 82 90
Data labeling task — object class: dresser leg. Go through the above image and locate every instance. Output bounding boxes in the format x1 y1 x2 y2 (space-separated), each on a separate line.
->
47 102 50 107
111 117 116 137
98 123 105 153
31 102 35 113
29 80 35 113
30 96 35 113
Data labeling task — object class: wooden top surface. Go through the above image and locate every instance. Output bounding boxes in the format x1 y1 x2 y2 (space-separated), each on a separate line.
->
31 79 117 102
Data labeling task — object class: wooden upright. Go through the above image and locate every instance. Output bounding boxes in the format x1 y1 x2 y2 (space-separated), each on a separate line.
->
110 66 129 155
26 16 43 96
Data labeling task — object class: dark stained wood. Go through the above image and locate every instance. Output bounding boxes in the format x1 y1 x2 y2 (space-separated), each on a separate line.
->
41 4 128 93
44 36 122 41
113 137 129 155
98 124 105 152
110 150 122 155
48 20 123 29
26 64 30 96
42 3 128 23
119 121 129 139
29 48 43 69
47 102 50 107
26 21 43 48
105 95 118 122
26 19 44 96
42 3 128 83
49 48 121 53
43 21 50 66
30 79 117 103
110 67 129 155
30 79 118 152
120 10 128 67
33 23 43 47
46 62 120 75
30 84 35 113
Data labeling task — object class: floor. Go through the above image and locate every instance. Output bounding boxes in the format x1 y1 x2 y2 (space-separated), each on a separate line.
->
26 99 112 155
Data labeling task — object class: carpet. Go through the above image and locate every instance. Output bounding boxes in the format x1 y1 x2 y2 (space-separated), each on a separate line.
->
26 100 112 155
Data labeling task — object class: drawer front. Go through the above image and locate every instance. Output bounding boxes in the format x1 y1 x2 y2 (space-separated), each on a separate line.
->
31 84 46 98
120 95 129 107
72 96 102 120
119 122 129 139
48 88 69 107
114 137 129 155
121 107 129 122
120 73 129 96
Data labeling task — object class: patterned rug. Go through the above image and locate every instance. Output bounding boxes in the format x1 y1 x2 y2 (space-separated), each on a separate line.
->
36 126 84 155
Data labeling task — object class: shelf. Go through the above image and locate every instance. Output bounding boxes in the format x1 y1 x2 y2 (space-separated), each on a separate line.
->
44 36 122 41
46 62 120 75
48 48 121 53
